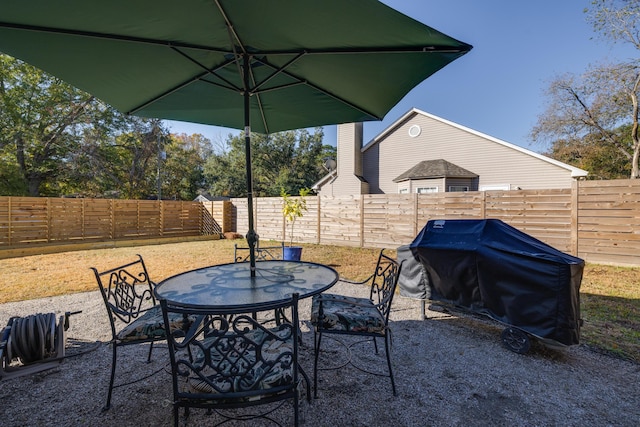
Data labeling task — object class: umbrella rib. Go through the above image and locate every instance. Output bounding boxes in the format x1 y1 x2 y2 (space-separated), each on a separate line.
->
0 21 233 54
248 52 306 134
214 0 270 133
214 0 246 55
255 57 383 121
128 47 246 115
250 52 305 94
0 22 471 56
250 74 269 135
171 47 242 92
285 45 471 55
126 70 210 115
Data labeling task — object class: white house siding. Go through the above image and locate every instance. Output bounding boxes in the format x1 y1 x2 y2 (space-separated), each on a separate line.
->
363 112 579 194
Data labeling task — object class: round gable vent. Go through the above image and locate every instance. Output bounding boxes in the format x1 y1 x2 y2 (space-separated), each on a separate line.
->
408 124 421 138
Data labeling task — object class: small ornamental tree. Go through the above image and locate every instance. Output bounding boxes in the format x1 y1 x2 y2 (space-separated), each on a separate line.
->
281 187 310 246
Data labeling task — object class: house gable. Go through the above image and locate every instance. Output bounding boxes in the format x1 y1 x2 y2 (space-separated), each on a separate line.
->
361 108 587 194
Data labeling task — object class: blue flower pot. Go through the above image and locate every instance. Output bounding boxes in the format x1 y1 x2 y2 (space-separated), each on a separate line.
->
283 246 303 261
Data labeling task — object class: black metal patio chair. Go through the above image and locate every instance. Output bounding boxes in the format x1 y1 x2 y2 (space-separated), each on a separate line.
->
91 254 186 410
311 249 403 397
160 293 308 426
234 240 285 263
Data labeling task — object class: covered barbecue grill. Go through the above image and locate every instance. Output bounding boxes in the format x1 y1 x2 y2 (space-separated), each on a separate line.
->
405 219 584 353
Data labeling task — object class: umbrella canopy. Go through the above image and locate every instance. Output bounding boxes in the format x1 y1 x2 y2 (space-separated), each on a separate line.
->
0 0 472 272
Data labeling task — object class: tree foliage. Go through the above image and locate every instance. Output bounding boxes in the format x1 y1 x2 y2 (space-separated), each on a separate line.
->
543 131 631 180
281 187 310 246
532 2 640 178
0 54 329 199
587 0 640 48
203 128 334 197
0 54 212 199
0 54 112 195
163 133 212 200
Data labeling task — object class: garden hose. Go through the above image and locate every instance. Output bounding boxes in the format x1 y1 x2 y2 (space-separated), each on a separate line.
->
3 311 88 366
6 313 58 364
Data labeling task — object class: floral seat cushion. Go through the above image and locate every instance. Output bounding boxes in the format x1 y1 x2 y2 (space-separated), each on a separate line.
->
311 293 386 335
116 305 186 342
187 327 294 396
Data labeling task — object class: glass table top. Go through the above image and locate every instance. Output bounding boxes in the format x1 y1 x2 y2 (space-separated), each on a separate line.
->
155 260 339 309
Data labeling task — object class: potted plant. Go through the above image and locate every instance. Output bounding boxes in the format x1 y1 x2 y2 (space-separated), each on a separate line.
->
281 187 310 261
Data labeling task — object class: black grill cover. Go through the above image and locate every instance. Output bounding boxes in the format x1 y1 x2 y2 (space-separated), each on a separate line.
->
409 219 583 346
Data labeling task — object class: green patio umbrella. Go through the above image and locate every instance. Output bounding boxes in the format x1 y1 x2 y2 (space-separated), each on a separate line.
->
0 0 472 274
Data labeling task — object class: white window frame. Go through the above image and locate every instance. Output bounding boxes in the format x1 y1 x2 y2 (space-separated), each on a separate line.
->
416 187 438 194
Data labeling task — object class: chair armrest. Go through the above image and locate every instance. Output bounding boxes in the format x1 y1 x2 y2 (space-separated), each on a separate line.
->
338 274 374 285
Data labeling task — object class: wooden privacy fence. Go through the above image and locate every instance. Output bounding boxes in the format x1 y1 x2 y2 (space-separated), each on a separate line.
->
2 179 640 266
234 179 640 267
0 198 232 255
234 190 572 251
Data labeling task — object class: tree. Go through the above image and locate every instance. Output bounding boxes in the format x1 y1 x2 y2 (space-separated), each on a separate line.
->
281 187 310 246
0 54 115 195
203 127 332 197
162 133 212 200
203 133 252 197
532 63 640 178
543 132 630 179
587 0 640 49
587 1 640 178
532 1 640 178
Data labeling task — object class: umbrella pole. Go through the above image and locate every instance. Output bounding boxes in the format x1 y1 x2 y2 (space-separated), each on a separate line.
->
243 54 258 277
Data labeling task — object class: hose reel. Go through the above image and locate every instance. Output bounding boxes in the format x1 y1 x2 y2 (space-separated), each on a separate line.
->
1 311 80 380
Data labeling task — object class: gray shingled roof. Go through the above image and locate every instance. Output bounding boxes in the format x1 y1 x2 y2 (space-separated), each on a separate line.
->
393 159 478 182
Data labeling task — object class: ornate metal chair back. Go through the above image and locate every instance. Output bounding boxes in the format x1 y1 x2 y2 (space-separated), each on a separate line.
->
91 254 156 341
368 251 402 321
234 241 285 263
160 293 302 426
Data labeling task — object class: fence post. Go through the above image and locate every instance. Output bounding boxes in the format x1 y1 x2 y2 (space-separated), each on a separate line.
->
158 200 164 237
223 201 227 234
7 197 11 246
571 180 579 257
46 197 51 243
110 199 115 240
198 202 203 236
316 195 321 244
137 200 141 236
359 195 364 248
81 198 86 240
413 193 419 237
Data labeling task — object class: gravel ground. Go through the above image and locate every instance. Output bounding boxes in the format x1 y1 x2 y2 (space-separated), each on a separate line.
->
1 281 639 427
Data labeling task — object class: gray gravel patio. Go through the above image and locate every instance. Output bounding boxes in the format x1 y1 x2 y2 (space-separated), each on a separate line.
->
1 280 639 426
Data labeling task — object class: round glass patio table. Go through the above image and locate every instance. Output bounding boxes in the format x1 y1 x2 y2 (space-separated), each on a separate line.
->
154 260 339 309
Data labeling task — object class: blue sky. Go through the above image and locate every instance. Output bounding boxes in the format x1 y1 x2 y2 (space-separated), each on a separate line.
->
167 0 637 152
